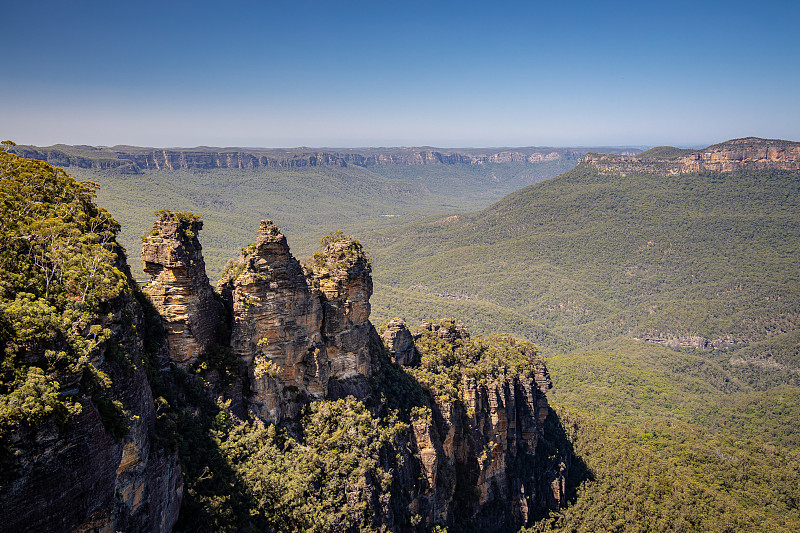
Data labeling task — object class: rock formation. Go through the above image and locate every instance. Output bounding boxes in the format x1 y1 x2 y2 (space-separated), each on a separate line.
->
142 211 223 368
584 137 800 175
389 322 563 529
217 220 327 421
381 318 417 365
309 232 374 381
138 215 567 529
215 222 375 422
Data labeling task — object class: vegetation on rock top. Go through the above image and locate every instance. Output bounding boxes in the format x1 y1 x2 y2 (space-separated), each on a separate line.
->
0 150 132 442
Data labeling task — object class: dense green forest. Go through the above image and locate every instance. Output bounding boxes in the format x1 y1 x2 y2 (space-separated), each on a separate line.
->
366 163 800 358
527 339 800 532
0 150 133 440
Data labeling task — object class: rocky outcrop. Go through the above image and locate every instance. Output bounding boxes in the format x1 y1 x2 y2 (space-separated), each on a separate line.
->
217 220 327 421
390 323 563 530
381 318 417 365
142 212 223 369
679 137 800 173
310 233 374 381
421 318 471 343
584 137 800 175
216 222 375 422
138 215 567 529
0 277 182 533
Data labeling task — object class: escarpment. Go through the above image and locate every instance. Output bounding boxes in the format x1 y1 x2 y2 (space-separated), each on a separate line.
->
9 144 582 173
584 137 800 175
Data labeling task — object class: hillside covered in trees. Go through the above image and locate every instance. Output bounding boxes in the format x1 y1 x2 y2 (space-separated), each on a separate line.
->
363 138 800 531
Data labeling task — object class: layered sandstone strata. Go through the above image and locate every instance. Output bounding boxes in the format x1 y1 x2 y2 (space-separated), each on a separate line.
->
309 233 375 380
584 137 800 175
142 211 223 368
217 220 327 421
395 322 564 529
217 222 375 422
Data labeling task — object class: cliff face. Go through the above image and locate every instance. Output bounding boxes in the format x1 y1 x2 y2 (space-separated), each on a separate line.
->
9 144 581 173
0 270 182 533
142 212 223 369
18 138 798 176
217 221 327 421
393 321 563 529
214 222 375 422
584 137 800 175
112 148 574 171
310 234 375 382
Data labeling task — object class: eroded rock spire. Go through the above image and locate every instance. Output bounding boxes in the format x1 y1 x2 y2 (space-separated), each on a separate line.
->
141 211 223 368
217 220 327 421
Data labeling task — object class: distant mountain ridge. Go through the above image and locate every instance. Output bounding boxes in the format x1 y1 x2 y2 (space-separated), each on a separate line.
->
7 144 635 173
584 137 800 175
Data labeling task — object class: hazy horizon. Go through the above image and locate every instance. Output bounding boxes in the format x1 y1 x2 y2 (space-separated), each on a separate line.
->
3 1 798 148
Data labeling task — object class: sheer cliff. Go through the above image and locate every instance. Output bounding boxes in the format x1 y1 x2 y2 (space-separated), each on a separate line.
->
8 144 585 173
0 151 182 533
584 137 800 175
141 212 224 369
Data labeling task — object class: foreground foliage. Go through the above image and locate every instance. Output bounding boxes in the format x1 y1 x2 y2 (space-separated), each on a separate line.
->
0 151 129 441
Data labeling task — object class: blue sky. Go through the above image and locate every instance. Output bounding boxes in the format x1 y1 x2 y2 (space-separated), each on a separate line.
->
3 0 798 148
